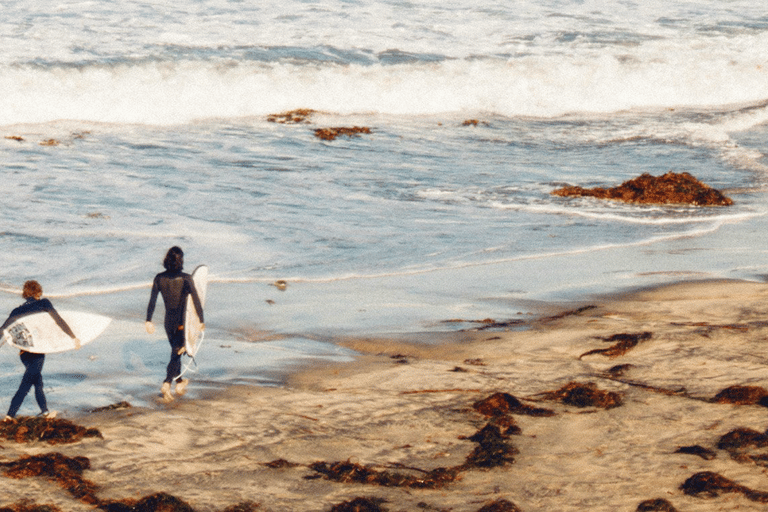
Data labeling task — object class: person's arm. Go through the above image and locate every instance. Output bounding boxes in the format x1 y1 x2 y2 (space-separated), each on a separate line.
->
40 299 77 339
145 276 160 334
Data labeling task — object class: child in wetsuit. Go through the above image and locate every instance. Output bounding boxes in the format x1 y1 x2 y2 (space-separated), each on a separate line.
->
145 246 204 402
2 280 79 421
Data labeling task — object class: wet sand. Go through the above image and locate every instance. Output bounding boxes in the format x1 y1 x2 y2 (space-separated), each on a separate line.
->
3 279 768 511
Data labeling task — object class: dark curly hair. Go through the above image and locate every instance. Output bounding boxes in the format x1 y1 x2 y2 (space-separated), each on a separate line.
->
163 246 184 272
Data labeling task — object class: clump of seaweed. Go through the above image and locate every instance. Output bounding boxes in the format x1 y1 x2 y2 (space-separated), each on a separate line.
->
674 445 716 460
219 503 261 512
473 392 555 418
476 500 521 512
636 498 678 511
712 385 768 405
579 332 652 359
314 127 372 141
463 424 518 469
0 417 102 445
1 452 99 504
680 471 768 502
263 459 300 469
90 401 132 413
267 109 317 124
539 382 623 409
307 460 460 490
715 427 768 464
98 493 194 512
0 500 62 512
330 497 387 512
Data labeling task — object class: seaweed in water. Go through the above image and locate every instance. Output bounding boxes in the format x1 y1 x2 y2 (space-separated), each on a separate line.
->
1 452 99 505
0 500 62 512
539 382 623 409
579 332 652 359
680 471 768 502
712 385 768 405
636 498 678 512
98 493 194 512
267 109 317 124
314 127 372 141
476 500 522 512
473 392 555 418
0 417 102 444
330 497 387 512
674 445 716 460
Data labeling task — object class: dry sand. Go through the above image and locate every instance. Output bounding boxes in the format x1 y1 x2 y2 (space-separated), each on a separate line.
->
4 279 768 511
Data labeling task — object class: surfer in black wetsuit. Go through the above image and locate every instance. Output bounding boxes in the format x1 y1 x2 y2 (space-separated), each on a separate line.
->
145 246 204 402
2 280 78 421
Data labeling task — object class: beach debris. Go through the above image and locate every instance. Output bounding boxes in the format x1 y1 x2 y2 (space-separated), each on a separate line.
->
308 460 461 489
90 401 132 413
0 500 63 512
314 127 372 141
271 280 288 291
579 332 653 359
674 445 717 460
267 109 317 124
605 364 634 377
552 171 733 206
98 493 194 512
263 459 300 469
635 498 678 512
4 135 24 142
473 392 555 417
680 471 768 502
539 382 623 409
463 424 519 468
712 385 768 405
462 119 479 126
39 139 60 146
1 452 99 505
476 499 522 512
330 497 387 512
0 416 102 444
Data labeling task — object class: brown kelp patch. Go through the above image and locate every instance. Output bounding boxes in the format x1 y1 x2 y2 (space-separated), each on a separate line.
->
314 127 372 141
712 385 768 405
462 424 518 469
674 445 716 460
579 332 652 359
308 460 461 489
97 493 195 512
680 471 768 502
1 453 99 504
552 172 733 206
0 500 63 512
329 497 387 512
90 401 132 413
635 498 678 512
539 382 623 409
476 499 522 512
716 427 768 464
267 109 317 124
0 417 102 445
473 392 555 418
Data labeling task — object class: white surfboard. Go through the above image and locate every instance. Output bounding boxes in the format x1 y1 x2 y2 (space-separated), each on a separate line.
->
2 310 111 354
184 265 208 358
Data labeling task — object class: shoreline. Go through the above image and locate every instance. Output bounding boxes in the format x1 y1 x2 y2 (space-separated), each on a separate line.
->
3 278 768 511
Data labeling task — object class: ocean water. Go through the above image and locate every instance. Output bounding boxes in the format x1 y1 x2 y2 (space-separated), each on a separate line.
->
1 0 767 410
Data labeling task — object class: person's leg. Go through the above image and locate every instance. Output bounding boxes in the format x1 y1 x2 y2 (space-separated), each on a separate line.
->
31 356 48 414
7 354 38 417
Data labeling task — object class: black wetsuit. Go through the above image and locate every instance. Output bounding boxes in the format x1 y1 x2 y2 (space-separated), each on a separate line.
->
1 298 76 418
146 270 204 383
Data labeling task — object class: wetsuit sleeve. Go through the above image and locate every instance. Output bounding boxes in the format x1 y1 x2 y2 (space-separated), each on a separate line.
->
146 275 160 322
186 277 204 323
40 299 77 339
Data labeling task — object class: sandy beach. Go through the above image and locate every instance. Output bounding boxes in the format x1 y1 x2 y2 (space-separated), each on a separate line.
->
4 278 768 511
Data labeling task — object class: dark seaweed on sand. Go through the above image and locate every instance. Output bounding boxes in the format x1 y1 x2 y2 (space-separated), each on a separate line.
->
0 417 102 445
330 497 387 512
476 500 522 512
712 385 768 405
674 445 716 460
681 471 768 502
1 452 99 504
308 460 461 490
579 332 652 359
539 382 623 409
90 401 132 413
98 493 195 512
473 392 555 418
636 498 678 512
0 500 63 512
